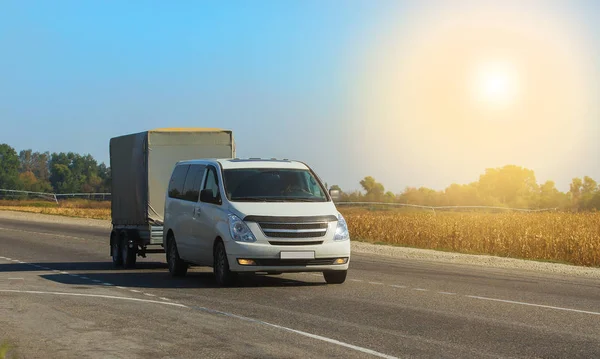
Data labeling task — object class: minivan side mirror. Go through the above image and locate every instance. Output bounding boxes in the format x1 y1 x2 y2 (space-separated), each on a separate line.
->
329 189 341 202
200 189 220 204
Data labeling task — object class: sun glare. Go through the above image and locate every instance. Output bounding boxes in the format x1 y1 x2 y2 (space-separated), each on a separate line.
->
472 62 519 109
354 1 593 186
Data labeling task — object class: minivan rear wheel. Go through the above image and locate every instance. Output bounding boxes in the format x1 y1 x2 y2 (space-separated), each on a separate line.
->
323 270 347 284
213 241 237 287
167 234 188 277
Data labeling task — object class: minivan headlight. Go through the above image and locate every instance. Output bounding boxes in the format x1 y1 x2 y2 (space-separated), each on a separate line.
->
228 214 257 243
334 213 350 241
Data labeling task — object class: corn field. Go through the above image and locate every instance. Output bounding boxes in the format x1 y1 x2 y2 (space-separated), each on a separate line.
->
340 208 600 267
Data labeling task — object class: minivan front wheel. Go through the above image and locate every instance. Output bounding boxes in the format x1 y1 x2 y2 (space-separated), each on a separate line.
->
323 270 347 284
167 234 188 277
213 241 237 287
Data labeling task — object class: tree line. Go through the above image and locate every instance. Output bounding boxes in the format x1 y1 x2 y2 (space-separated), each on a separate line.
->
0 143 110 194
1 142 598 210
330 165 600 211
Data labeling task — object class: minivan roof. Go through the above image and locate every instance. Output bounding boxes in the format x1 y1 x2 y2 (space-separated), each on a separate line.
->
177 158 309 170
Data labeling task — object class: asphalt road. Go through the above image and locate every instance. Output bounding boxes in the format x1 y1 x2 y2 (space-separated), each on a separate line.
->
1 217 599 359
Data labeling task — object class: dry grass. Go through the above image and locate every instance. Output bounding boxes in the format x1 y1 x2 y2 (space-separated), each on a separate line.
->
0 199 110 209
0 200 111 220
340 208 600 267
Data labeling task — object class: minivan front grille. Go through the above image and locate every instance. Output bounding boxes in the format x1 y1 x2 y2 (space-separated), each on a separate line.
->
263 231 326 238
259 222 327 238
244 215 336 239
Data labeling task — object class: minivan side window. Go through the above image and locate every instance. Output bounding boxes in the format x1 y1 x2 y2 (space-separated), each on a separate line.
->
203 166 220 201
181 164 206 202
168 164 190 199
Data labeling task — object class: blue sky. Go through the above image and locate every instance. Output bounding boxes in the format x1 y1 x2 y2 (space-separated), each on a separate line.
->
1 1 598 193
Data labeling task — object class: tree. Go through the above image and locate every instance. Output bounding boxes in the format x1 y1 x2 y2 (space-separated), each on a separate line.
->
0 144 20 189
397 186 443 206
49 152 75 193
18 171 52 193
19 149 34 173
359 176 385 200
19 149 51 191
98 163 111 192
443 183 481 206
568 177 584 210
477 165 539 207
579 176 599 210
384 191 396 202
538 180 567 209
49 152 105 193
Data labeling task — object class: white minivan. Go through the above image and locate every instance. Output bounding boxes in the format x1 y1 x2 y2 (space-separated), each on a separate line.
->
163 158 350 286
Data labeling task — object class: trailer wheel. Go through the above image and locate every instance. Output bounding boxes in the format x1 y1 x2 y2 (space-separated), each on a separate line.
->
111 231 122 268
167 233 188 277
213 241 237 287
121 231 137 269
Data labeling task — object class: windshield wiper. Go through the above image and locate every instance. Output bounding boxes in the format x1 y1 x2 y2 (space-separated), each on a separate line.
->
283 198 323 202
231 197 285 202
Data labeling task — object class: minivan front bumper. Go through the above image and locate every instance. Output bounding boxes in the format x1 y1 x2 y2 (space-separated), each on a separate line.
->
224 239 350 273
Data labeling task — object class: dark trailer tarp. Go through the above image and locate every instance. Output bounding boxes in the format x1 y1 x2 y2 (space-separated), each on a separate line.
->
110 128 235 226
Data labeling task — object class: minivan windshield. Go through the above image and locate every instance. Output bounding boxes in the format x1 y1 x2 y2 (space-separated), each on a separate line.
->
223 168 328 202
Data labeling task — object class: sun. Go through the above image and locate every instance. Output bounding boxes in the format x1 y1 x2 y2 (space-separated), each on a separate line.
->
472 61 520 109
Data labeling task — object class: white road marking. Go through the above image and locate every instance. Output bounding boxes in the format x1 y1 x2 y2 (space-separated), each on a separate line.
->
144 293 156 297
116 286 127 290
413 288 428 292
8 278 24 280
438 292 456 295
0 289 188 308
159 297 171 301
5 258 11 261
0 289 398 358
467 295 600 316
0 227 88 241
369 281 384 285
390 285 407 289
190 305 399 359
59 271 69 275
350 279 364 282
129 289 141 293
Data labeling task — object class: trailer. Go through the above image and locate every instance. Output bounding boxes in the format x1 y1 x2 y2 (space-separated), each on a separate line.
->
109 128 236 268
